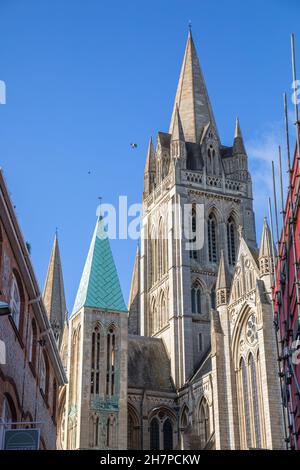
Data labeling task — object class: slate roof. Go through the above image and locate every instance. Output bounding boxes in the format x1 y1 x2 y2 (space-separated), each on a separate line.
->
128 335 175 392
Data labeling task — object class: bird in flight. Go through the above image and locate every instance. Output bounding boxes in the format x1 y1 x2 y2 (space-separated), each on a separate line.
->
130 143 138 149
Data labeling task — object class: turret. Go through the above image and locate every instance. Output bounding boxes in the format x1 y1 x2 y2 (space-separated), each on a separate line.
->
259 218 274 289
144 137 156 196
43 232 67 346
216 250 231 307
170 104 186 166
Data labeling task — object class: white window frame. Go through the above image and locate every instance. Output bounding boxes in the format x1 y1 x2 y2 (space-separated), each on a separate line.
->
10 275 21 329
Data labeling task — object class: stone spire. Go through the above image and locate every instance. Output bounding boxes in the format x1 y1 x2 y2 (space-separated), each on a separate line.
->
233 117 246 155
259 217 274 277
144 137 156 195
128 244 140 335
216 250 231 307
72 215 127 316
170 104 186 162
171 104 185 142
169 31 218 144
43 233 67 345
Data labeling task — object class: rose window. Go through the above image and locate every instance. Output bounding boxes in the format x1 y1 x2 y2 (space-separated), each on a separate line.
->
246 314 258 345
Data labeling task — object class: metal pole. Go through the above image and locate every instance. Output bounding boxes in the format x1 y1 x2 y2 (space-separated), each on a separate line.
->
268 200 289 449
278 146 285 229
272 161 280 246
291 33 300 159
284 93 291 172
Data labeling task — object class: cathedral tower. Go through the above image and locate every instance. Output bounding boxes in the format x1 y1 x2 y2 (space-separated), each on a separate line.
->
43 233 67 346
133 31 257 388
61 215 128 450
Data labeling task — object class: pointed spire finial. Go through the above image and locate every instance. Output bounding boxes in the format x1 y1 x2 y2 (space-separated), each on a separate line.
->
144 136 155 172
188 20 192 33
169 31 218 143
171 104 185 141
233 117 246 155
259 217 273 259
96 196 102 219
43 234 67 346
234 116 242 138
216 250 231 307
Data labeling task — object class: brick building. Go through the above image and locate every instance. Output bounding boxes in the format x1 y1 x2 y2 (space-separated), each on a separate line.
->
0 169 67 449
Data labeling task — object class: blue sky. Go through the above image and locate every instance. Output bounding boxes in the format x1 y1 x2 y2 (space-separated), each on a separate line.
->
0 0 299 312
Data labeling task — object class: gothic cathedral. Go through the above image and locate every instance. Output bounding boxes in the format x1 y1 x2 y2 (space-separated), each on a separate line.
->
44 32 285 450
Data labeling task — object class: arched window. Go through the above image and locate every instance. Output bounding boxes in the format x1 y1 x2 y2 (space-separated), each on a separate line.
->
149 410 175 450
28 318 37 368
181 407 189 430
150 299 157 335
189 206 197 260
91 326 101 395
94 417 99 447
197 398 210 448
207 148 212 174
128 413 134 450
163 419 173 450
10 274 21 329
40 352 49 400
240 357 251 449
160 292 167 329
106 328 116 397
158 219 164 278
127 407 139 450
191 283 202 314
0 394 17 446
1 394 17 426
208 214 217 263
106 415 116 449
150 418 160 450
71 326 81 404
249 354 262 448
227 216 236 266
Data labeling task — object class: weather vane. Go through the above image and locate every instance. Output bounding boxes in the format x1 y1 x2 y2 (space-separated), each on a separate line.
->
97 196 102 218
188 20 192 32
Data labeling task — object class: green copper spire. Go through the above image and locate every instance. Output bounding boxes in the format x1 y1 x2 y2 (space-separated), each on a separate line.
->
72 216 127 315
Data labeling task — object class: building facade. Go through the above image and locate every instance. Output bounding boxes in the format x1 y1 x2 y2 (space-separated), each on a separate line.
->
0 170 67 450
273 129 300 450
56 32 285 450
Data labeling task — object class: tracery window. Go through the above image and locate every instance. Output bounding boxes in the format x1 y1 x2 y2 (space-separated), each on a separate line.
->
227 216 236 266
208 214 217 263
197 398 210 448
91 326 101 395
106 328 116 397
191 282 202 314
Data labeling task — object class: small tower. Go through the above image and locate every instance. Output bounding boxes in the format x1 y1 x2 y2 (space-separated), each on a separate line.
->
144 137 156 196
216 250 231 308
233 117 246 157
211 249 236 449
64 215 128 450
43 233 67 346
128 244 140 335
259 217 274 292
170 104 186 166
